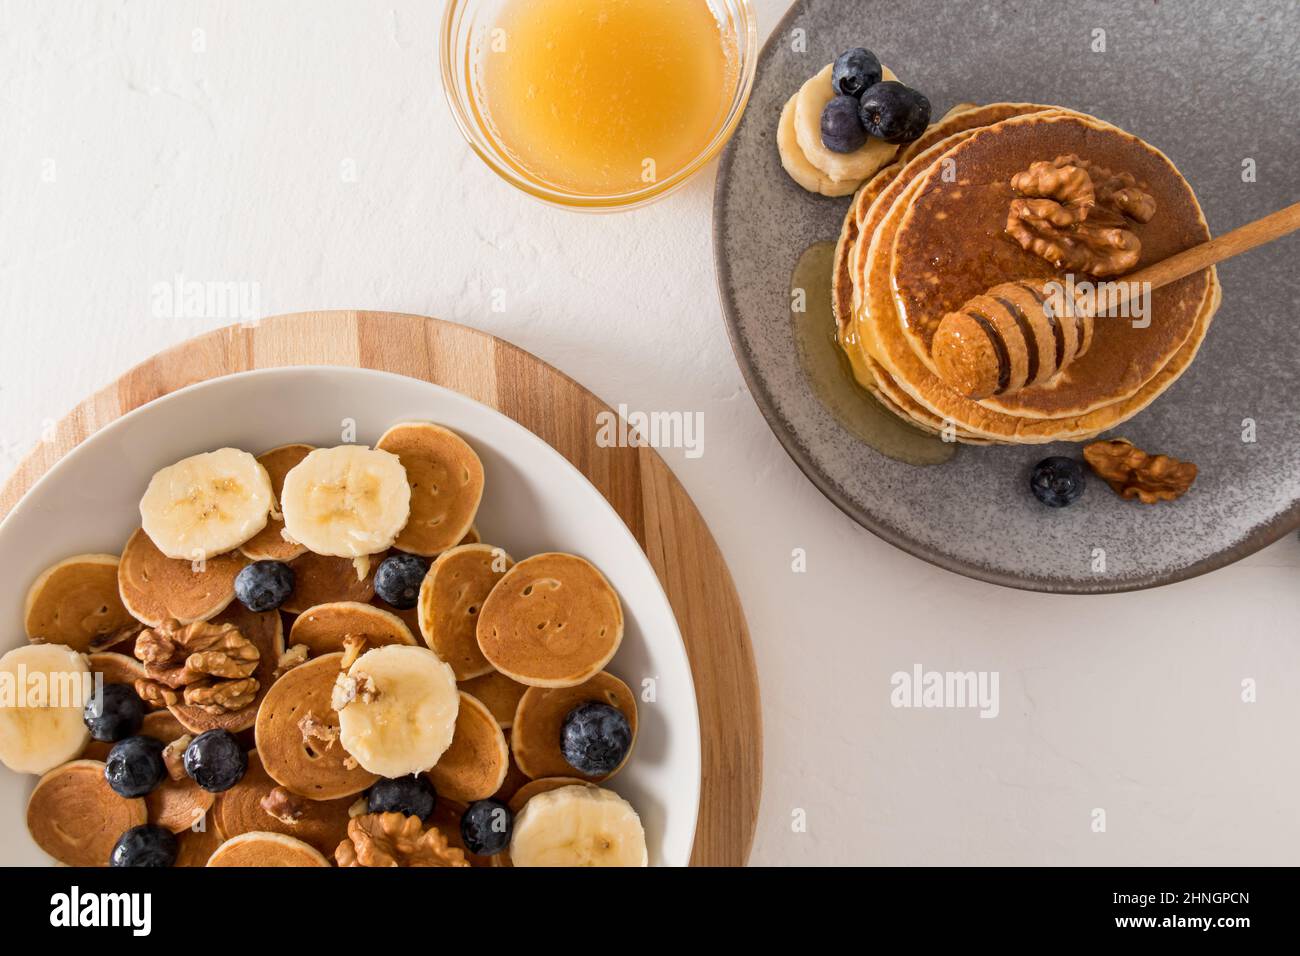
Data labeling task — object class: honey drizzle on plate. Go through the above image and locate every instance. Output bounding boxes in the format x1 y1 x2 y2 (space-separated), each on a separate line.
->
789 241 956 467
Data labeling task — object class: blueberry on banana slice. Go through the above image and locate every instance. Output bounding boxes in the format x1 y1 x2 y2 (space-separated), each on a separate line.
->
858 81 931 144
831 47 882 98
821 95 868 154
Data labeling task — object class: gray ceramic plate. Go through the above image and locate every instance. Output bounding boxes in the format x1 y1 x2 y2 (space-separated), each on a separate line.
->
714 0 1300 593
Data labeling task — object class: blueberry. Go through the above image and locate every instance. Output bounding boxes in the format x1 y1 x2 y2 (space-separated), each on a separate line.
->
367 776 437 821
858 81 932 144
1030 456 1087 508
460 798 512 856
84 683 145 742
560 702 632 777
821 95 868 154
373 553 430 610
110 824 177 867
182 729 247 792
831 47 882 98
234 559 294 612
104 736 167 798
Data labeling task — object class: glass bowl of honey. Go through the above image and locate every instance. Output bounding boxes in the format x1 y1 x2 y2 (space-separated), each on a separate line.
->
441 0 757 211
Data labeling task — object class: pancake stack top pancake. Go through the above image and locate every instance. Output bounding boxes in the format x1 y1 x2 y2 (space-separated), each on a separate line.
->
831 105 1219 444
5 420 651 868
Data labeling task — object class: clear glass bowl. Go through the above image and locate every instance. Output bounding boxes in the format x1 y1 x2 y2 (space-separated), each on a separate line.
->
440 0 757 212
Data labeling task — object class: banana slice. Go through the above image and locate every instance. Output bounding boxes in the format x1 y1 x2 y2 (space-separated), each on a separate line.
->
778 94 860 197
335 645 459 778
0 644 92 775
794 64 900 183
139 448 274 561
511 784 648 867
280 446 412 558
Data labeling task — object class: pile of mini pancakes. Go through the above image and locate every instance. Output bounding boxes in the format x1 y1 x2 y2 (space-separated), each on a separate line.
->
3 421 646 867
829 103 1221 444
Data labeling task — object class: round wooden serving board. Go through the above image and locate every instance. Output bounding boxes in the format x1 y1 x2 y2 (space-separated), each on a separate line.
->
0 310 761 867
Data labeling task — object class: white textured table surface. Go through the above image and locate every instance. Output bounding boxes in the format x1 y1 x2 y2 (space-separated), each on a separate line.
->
2 0 1297 866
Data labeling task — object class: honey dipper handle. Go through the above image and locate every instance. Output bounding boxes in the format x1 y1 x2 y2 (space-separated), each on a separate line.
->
1125 201 1300 292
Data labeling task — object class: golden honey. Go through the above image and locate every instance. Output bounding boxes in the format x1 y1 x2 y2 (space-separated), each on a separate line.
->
480 0 738 197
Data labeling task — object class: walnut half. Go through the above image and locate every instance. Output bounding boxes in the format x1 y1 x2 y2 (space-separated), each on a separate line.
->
335 812 469 868
1006 155 1156 277
134 619 261 715
1083 439 1198 503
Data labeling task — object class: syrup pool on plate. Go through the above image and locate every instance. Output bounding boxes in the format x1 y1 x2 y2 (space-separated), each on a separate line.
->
478 0 739 197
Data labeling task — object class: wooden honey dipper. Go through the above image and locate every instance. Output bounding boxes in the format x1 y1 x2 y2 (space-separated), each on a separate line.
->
931 201 1300 400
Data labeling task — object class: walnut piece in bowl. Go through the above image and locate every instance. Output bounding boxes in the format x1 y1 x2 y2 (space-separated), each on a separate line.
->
334 811 469 867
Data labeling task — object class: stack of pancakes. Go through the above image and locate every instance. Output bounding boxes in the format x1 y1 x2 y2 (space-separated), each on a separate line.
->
831 104 1220 444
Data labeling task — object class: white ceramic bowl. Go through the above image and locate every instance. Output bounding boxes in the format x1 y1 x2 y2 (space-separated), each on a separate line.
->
0 366 700 866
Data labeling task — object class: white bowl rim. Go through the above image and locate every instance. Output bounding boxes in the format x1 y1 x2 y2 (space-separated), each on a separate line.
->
0 364 702 865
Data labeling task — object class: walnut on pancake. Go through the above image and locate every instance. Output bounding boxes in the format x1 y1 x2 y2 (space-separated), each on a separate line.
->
132 619 261 714
1006 154 1156 277
335 811 469 867
261 786 307 826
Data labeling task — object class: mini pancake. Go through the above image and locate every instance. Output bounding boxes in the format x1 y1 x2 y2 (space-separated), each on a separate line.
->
83 707 186 762
380 599 421 637
425 691 510 802
281 551 376 615
507 776 596 814
118 528 246 627
147 772 215 835
289 601 417 656
511 671 638 782
207 831 330 867
240 444 314 562
215 750 353 856
419 544 514 680
493 735 529 803
376 422 485 556
255 652 378 799
174 815 225 866
87 651 146 688
476 553 623 688
24 553 137 652
26 760 147 866
142 710 188 743
167 602 285 735
459 670 527 730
